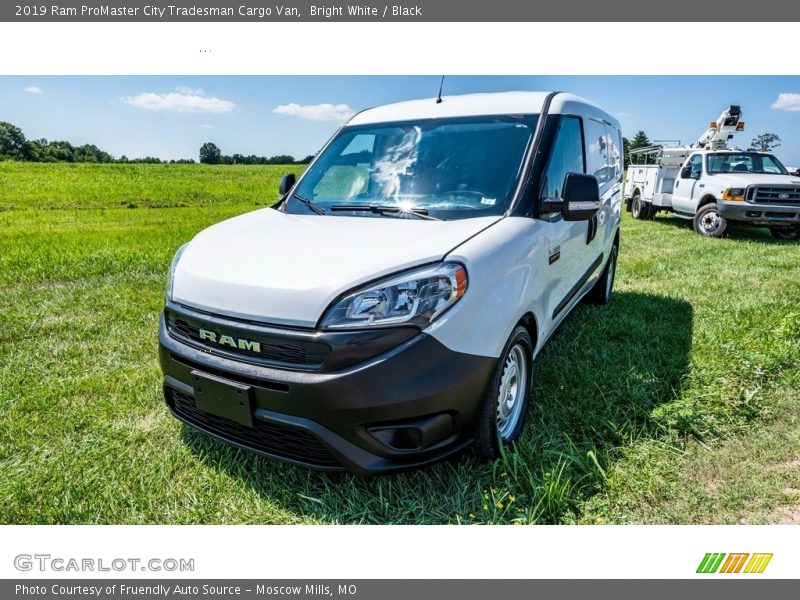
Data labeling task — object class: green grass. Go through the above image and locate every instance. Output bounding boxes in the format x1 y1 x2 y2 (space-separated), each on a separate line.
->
1 163 799 524
0 162 305 210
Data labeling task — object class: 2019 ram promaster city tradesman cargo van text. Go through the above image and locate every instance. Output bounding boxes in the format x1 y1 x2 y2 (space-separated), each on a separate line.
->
160 92 623 474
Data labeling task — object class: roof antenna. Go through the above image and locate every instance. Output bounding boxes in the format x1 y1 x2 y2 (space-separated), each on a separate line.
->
436 76 445 104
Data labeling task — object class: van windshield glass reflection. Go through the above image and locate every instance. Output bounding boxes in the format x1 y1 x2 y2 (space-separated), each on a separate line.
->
287 116 537 220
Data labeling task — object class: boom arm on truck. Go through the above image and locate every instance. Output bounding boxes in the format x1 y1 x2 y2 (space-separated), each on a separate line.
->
691 105 744 151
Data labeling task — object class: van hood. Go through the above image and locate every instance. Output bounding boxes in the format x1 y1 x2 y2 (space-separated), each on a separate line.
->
172 208 501 327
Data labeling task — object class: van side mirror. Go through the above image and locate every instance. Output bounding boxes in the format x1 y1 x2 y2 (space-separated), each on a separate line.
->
559 172 600 221
279 173 296 196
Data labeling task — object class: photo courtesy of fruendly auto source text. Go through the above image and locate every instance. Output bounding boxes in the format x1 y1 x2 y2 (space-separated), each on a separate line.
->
1 0 799 595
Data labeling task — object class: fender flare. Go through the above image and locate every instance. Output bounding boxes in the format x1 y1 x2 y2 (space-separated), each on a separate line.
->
697 194 718 209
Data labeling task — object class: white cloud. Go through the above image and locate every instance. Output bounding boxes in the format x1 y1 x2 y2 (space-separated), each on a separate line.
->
274 102 355 122
201 124 216 129
24 86 43 94
771 93 800 112
122 90 234 113
616 112 631 118
175 85 205 95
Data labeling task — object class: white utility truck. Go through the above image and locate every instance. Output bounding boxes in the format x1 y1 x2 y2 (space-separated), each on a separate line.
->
623 106 800 239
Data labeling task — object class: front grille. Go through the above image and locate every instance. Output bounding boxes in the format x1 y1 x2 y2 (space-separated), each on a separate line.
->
747 186 800 204
167 388 341 469
166 310 330 369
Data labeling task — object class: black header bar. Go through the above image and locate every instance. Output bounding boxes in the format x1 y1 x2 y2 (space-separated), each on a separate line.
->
4 0 800 22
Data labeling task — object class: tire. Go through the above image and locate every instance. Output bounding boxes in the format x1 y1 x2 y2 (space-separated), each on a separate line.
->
769 225 800 240
475 326 533 459
693 203 728 237
630 193 653 220
586 244 618 305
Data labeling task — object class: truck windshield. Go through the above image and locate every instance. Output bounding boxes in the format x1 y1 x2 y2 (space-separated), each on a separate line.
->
286 115 537 220
707 153 789 175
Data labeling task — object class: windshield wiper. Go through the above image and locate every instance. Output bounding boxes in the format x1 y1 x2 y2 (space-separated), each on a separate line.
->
290 193 327 215
329 204 441 221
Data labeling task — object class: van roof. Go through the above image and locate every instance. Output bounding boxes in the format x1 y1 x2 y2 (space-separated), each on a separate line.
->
348 91 610 126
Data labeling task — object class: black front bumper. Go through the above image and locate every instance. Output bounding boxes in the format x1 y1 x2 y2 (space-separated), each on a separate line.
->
718 200 800 225
159 311 495 474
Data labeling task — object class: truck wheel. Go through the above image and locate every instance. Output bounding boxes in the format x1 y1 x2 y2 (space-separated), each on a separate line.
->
631 193 653 220
769 225 800 241
586 244 618 305
475 326 533 459
693 203 727 237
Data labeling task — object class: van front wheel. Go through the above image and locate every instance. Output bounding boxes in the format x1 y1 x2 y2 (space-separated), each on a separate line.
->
475 326 533 458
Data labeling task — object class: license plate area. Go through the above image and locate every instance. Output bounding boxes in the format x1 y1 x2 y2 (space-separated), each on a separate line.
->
191 370 254 428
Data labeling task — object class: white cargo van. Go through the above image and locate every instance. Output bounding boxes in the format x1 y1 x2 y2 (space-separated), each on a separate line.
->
160 92 623 473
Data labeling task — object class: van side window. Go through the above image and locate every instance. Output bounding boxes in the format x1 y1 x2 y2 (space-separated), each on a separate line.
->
584 118 615 193
542 117 584 199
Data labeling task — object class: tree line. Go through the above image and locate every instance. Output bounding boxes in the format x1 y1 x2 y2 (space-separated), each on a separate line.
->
0 122 312 165
2 120 780 168
198 142 313 165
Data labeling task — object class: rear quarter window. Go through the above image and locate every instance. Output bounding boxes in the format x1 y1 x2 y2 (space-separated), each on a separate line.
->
584 118 621 193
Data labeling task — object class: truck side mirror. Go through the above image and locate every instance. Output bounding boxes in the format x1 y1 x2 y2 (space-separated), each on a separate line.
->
681 165 700 179
279 173 296 196
559 172 601 221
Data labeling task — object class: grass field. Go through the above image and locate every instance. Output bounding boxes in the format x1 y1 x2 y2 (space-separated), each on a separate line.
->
0 162 305 210
1 163 798 524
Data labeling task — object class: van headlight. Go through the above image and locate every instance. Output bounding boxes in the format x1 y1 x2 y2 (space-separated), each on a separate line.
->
165 243 189 301
321 262 468 329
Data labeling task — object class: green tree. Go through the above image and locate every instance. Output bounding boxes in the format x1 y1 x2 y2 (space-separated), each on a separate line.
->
748 133 781 152
0 121 31 160
268 154 295 164
622 137 631 168
624 130 652 168
199 142 222 164
630 130 651 150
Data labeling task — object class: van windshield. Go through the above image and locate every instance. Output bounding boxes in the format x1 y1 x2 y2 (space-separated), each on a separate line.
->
286 115 537 220
707 153 789 175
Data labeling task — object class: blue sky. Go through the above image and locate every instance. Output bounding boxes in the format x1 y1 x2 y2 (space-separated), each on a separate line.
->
2 76 799 165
